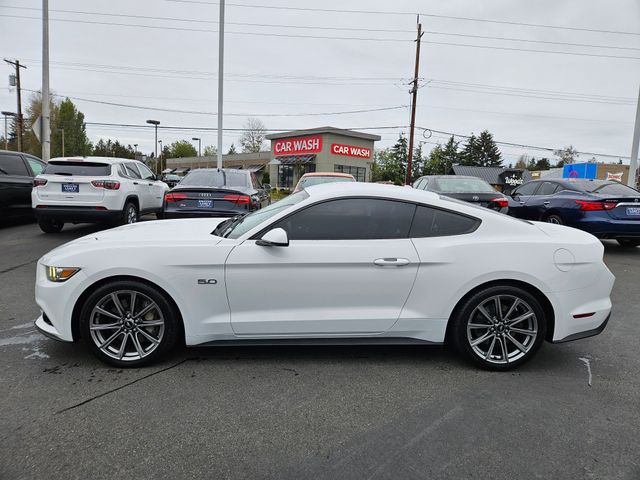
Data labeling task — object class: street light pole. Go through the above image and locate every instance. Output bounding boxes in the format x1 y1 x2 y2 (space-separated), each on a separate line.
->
146 119 160 173
133 143 138 159
42 0 50 161
217 0 225 169
158 140 163 174
192 137 201 156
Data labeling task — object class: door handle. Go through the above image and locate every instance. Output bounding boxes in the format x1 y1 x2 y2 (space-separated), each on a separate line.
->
518 201 525 205
543 201 550 206
373 258 410 267
133 182 139 185
148 183 153 186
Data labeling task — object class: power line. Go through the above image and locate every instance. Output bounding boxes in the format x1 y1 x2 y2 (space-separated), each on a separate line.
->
4 6 638 51
4 14 640 60
160 0 640 36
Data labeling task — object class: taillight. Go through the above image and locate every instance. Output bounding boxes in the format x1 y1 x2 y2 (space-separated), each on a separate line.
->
576 200 617 211
91 180 120 190
223 194 251 205
490 197 509 208
33 178 47 187
165 192 188 203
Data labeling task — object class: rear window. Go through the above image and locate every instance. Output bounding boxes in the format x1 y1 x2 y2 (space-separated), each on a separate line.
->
180 170 247 188
44 161 111 176
299 176 354 188
434 178 496 193
410 205 480 237
589 182 639 196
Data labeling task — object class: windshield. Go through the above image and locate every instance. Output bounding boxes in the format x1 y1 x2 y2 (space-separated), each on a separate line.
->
180 170 247 188
299 176 354 188
44 161 111 176
435 178 496 193
218 190 310 239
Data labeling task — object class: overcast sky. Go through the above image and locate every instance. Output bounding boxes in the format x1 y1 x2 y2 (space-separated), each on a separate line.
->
1 0 639 165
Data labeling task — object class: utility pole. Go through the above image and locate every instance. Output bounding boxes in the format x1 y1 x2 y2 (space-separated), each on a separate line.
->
4 59 26 152
217 0 225 169
42 0 51 161
405 16 423 185
628 85 640 188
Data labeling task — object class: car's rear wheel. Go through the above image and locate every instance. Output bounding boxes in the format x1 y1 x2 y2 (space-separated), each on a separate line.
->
450 285 547 371
617 239 640 248
545 214 564 225
121 202 138 225
37 218 64 233
79 280 179 367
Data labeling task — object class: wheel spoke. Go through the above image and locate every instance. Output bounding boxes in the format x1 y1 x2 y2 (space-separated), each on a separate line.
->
468 323 492 330
484 336 497 360
139 320 164 327
507 311 534 327
503 299 520 321
130 291 137 316
136 327 161 345
133 303 155 320
111 292 126 317
477 304 494 323
117 333 129 359
90 322 121 331
494 296 503 321
510 327 537 337
499 336 509 363
95 306 121 321
506 333 528 353
99 329 123 349
471 331 493 347
131 332 145 357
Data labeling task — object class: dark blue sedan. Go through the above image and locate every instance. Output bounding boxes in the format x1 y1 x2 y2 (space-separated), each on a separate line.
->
508 179 640 247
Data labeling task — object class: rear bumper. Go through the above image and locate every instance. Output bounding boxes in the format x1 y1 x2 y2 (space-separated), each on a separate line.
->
163 210 239 219
551 313 610 343
34 206 121 223
570 216 640 239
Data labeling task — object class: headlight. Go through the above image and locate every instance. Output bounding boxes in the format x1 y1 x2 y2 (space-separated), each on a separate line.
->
46 266 80 282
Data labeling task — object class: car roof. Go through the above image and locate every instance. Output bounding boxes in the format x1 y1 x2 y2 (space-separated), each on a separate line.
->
186 168 248 174
300 172 355 178
49 156 143 165
304 181 439 202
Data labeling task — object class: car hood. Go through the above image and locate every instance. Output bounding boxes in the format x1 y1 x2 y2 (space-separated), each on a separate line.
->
42 218 228 261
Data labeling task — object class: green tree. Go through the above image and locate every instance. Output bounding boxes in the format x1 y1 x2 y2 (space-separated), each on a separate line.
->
239 117 266 153
459 134 479 166
203 145 217 156
227 143 237 154
92 139 135 158
554 145 578 165
53 98 92 157
534 158 551 171
168 140 197 158
460 130 502 167
411 143 425 181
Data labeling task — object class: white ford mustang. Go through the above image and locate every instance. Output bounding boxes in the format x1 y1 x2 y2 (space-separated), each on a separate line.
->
34 183 614 370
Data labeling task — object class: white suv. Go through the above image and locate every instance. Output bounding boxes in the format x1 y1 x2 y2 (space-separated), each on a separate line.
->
32 156 169 233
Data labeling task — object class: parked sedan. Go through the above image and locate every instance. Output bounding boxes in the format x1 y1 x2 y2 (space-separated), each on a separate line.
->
0 150 46 220
508 179 640 247
413 175 509 213
35 183 613 371
163 168 269 219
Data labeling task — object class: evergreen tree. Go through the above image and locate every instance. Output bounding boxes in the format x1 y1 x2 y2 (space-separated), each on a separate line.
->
227 143 237 154
54 98 92 157
459 134 479 166
423 136 459 175
475 130 502 167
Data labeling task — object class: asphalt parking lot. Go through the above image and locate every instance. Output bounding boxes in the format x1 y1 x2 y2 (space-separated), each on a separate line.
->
1 218 639 480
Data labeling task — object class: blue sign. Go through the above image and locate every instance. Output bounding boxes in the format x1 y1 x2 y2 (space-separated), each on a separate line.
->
563 163 597 179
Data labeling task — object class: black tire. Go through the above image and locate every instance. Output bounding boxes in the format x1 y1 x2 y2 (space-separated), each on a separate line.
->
544 214 564 225
617 239 640 248
450 285 547 371
79 280 180 367
38 218 64 233
121 201 138 225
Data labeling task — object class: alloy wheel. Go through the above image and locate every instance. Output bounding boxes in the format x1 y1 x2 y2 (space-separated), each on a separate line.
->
126 206 138 224
466 295 538 365
89 290 165 362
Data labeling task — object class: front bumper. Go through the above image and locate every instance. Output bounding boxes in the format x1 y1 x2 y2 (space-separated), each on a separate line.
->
34 313 73 342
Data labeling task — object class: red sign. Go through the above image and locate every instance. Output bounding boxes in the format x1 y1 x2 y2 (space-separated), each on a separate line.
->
273 135 323 156
331 143 372 159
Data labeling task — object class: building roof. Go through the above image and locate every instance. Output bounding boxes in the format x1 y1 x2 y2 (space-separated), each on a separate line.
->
265 126 381 141
450 165 533 184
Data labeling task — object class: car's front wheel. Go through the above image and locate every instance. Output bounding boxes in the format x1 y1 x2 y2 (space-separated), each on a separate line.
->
37 218 64 233
617 239 640 248
450 285 547 370
79 280 180 367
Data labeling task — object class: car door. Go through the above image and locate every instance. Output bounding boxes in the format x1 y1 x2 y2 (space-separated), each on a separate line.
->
122 162 149 210
135 162 165 211
225 197 420 335
0 153 33 215
509 182 541 219
526 181 560 220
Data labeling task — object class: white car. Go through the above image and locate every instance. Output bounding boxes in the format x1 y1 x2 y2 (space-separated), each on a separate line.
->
34 183 614 370
32 156 169 233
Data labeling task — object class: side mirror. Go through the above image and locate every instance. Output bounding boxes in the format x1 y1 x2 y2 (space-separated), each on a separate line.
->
256 228 289 247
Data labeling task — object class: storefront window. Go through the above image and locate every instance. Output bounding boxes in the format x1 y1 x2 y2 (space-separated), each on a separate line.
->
278 164 315 189
335 164 366 182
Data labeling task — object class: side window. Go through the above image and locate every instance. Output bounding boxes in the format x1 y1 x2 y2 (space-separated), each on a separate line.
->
414 178 426 190
137 163 155 180
537 182 558 196
124 162 142 179
273 198 416 240
0 154 29 176
513 182 539 196
410 206 480 238
26 158 45 176
250 172 260 189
